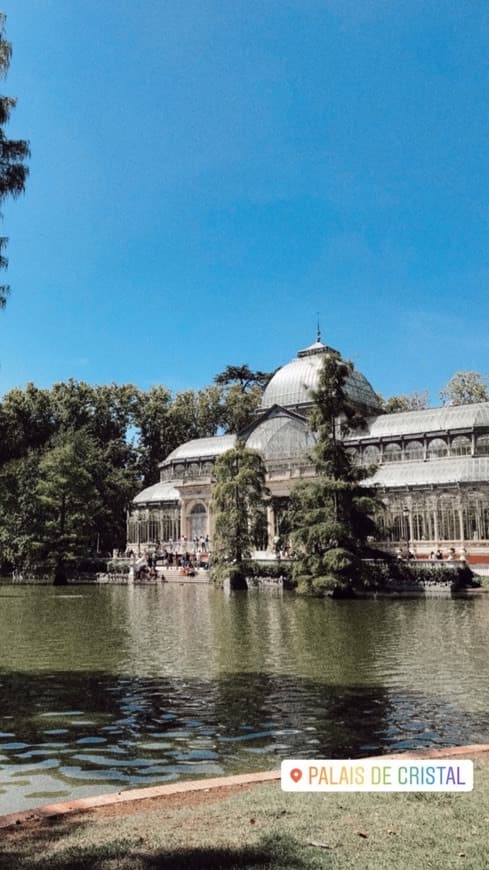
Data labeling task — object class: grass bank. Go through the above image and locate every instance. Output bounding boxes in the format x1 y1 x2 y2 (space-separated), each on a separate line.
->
2 756 489 869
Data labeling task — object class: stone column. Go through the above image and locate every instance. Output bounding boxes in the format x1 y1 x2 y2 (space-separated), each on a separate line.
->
204 501 211 538
180 503 186 545
457 507 465 542
433 508 439 543
408 510 414 544
267 504 275 551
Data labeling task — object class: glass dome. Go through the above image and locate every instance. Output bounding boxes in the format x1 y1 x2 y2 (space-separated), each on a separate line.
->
260 340 381 415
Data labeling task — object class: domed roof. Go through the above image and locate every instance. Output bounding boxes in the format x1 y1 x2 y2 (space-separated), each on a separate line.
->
260 339 381 414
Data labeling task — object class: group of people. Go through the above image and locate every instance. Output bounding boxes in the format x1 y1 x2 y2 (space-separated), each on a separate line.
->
429 547 463 561
397 546 466 562
167 535 210 553
135 564 158 580
151 549 209 569
133 550 210 581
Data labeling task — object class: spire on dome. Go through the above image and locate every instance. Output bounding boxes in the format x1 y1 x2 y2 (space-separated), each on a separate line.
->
297 321 336 358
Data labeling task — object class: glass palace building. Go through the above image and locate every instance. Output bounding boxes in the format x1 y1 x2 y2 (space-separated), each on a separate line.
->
127 338 489 564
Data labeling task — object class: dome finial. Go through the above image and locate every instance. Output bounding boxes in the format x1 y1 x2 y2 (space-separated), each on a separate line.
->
316 314 321 343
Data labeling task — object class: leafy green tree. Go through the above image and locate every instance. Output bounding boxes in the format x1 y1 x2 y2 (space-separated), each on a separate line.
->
0 382 141 573
134 385 222 485
0 451 41 571
214 364 273 433
210 440 269 589
0 371 275 574
50 379 96 431
214 364 271 390
220 382 264 433
133 385 173 485
90 383 141 443
381 390 429 414
89 438 139 553
48 381 141 551
0 380 136 465
0 13 30 307
35 430 104 583
169 386 223 442
440 371 489 406
287 351 380 595
0 383 54 461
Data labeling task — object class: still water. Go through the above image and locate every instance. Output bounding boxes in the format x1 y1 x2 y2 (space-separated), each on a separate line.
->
0 583 488 813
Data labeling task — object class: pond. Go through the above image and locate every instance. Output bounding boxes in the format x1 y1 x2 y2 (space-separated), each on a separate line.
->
1 583 488 813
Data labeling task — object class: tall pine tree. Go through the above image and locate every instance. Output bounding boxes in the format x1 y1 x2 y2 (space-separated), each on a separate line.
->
0 13 30 307
287 350 380 595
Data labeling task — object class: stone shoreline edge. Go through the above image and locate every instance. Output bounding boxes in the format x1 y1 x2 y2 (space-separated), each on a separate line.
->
1 743 488 832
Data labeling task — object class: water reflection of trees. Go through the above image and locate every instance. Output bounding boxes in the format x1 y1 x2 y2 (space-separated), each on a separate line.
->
2 586 489 808
2 669 488 789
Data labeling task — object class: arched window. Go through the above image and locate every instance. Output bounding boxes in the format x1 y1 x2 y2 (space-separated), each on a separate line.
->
428 438 448 458
391 511 409 542
383 443 402 463
436 496 459 540
451 436 471 456
462 501 478 540
345 447 359 464
189 503 207 541
405 440 424 461
149 517 160 542
363 445 380 465
161 507 181 543
461 493 489 541
475 435 489 456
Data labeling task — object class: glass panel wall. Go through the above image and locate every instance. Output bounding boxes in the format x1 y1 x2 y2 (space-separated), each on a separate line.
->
476 435 489 455
405 440 424 460
363 445 381 465
384 444 402 463
189 503 207 541
428 438 448 458
451 436 471 456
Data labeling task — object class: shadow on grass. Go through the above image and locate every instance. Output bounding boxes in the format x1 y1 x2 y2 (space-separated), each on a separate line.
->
0 832 328 870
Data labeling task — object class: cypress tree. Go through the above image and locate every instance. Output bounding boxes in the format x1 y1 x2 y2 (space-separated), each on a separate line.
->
288 350 380 595
210 440 268 589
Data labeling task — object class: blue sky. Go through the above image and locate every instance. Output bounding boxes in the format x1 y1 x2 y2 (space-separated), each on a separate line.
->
0 0 487 404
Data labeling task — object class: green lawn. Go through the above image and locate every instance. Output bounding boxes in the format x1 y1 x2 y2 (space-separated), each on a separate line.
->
1 761 488 869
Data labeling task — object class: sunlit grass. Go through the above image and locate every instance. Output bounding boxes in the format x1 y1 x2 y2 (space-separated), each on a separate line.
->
2 758 489 869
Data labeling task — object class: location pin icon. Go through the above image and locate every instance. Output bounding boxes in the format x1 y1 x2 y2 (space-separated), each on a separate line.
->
290 767 302 783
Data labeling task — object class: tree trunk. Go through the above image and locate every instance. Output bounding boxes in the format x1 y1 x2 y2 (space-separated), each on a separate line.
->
53 558 67 586
229 566 248 591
